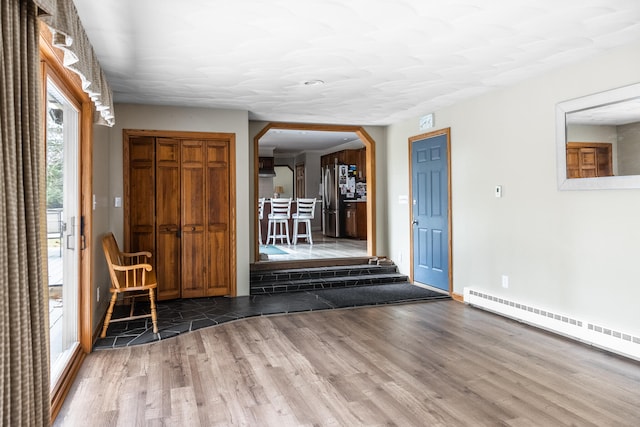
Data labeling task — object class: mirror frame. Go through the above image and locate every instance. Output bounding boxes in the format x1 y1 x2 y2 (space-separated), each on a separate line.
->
556 82 640 190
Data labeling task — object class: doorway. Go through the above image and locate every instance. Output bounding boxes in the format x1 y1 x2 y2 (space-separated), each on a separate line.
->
409 128 452 292
45 78 81 386
254 123 377 263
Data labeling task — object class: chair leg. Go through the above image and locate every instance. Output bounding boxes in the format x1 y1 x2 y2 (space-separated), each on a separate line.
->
266 220 273 245
100 292 118 338
149 288 158 334
307 219 313 245
258 219 263 245
293 219 298 245
285 220 291 245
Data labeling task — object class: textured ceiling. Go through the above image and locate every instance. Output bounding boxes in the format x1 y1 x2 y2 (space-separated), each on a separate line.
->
72 0 640 128
260 129 362 154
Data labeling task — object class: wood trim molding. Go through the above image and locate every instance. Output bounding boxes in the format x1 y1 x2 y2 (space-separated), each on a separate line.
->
50 346 86 422
566 142 613 149
451 292 464 303
253 122 377 261
408 128 453 294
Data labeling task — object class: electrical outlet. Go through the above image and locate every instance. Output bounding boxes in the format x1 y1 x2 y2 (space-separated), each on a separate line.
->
501 275 509 289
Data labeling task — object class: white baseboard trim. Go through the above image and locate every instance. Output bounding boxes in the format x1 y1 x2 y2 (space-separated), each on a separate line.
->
464 287 640 361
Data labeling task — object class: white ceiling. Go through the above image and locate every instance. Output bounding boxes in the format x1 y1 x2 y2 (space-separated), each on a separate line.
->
72 0 640 150
259 129 362 155
567 98 640 126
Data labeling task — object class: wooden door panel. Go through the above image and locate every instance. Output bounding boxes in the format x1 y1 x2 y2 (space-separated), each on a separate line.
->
182 140 207 297
205 140 230 295
156 232 181 299
128 136 155 254
207 168 229 224
207 229 229 295
566 142 613 178
156 138 181 300
181 229 206 298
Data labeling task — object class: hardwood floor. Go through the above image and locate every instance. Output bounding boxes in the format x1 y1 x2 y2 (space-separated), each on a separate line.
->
55 301 640 426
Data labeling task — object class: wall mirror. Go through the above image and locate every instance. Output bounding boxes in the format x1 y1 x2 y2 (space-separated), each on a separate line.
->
556 82 640 190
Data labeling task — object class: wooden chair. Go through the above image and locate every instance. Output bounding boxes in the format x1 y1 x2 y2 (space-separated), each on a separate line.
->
101 232 158 338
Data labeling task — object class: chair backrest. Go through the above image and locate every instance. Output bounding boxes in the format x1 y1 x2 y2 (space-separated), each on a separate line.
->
258 197 265 220
270 198 292 217
102 232 155 291
102 232 125 290
296 198 316 218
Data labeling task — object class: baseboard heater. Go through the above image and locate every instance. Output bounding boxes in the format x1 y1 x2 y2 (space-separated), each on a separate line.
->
464 287 640 361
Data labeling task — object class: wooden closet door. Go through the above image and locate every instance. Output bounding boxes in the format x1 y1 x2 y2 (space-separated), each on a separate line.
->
128 136 155 254
155 138 181 300
206 140 230 295
181 140 207 298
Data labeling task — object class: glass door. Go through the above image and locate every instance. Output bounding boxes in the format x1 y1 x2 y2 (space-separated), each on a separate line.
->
46 78 80 387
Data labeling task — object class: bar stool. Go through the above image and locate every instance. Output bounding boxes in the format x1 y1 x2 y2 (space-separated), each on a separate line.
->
267 198 292 245
257 197 265 245
293 198 316 245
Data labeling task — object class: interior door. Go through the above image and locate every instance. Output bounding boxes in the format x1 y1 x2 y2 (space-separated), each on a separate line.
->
411 131 450 291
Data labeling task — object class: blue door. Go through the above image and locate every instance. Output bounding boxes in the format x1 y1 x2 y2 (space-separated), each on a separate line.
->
412 132 449 291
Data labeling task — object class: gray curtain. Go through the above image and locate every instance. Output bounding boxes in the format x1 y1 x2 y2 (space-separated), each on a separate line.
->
0 0 50 425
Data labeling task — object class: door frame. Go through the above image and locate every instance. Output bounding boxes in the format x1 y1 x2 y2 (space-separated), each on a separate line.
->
408 128 453 293
40 26 94 420
253 122 377 262
123 129 238 297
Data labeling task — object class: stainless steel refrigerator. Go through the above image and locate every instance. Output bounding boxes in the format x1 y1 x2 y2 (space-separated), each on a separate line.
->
322 163 342 237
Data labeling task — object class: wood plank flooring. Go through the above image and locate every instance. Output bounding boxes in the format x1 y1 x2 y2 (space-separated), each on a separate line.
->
54 301 640 426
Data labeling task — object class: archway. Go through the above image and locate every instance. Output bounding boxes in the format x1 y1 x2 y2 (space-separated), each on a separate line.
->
253 122 377 263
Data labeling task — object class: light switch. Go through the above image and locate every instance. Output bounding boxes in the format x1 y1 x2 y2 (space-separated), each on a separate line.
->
495 185 502 198
114 196 122 208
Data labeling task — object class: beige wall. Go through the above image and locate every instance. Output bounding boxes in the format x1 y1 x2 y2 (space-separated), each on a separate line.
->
387 40 640 336
91 124 112 332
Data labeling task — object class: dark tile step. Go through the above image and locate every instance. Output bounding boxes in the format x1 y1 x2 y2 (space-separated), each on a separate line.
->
250 264 399 283
250 273 409 295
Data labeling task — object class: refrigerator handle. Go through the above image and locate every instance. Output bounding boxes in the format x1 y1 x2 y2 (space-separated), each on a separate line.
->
323 167 330 209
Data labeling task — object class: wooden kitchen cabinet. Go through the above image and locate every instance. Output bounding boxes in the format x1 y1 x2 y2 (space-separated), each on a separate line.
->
356 202 367 239
357 148 366 180
343 201 367 239
344 202 358 238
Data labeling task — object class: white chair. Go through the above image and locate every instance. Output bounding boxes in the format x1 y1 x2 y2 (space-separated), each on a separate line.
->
267 198 292 245
293 198 316 245
258 197 265 245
